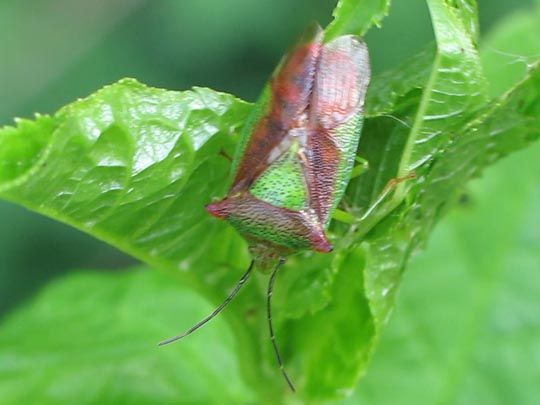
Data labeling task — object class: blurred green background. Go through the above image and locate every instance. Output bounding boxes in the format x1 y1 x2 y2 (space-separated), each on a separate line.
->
0 0 538 402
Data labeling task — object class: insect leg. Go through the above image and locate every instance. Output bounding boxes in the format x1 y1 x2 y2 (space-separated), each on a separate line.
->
361 172 417 220
267 258 296 392
350 156 369 179
219 149 233 162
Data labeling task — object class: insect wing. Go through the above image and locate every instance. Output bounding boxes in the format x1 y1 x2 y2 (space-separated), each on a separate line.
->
307 36 371 226
231 25 324 194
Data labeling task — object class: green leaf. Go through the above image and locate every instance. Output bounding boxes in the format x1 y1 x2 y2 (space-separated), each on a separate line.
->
0 78 252 277
325 0 391 39
453 0 480 46
346 136 540 405
0 115 56 185
341 0 490 336
0 268 255 403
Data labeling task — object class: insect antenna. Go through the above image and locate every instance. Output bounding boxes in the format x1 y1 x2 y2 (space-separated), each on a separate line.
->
378 114 411 129
158 260 255 346
267 258 296 392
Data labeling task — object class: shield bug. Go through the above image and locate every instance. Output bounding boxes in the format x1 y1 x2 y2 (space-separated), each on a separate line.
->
160 23 371 391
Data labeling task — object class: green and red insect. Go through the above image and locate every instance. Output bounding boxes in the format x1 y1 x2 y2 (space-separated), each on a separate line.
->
160 23 370 391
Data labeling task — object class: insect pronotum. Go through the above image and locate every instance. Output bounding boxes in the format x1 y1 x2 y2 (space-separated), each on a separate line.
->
160 23 371 392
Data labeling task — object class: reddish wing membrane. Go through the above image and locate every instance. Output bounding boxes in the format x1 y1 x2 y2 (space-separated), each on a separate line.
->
311 36 370 129
307 35 371 226
231 24 324 194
